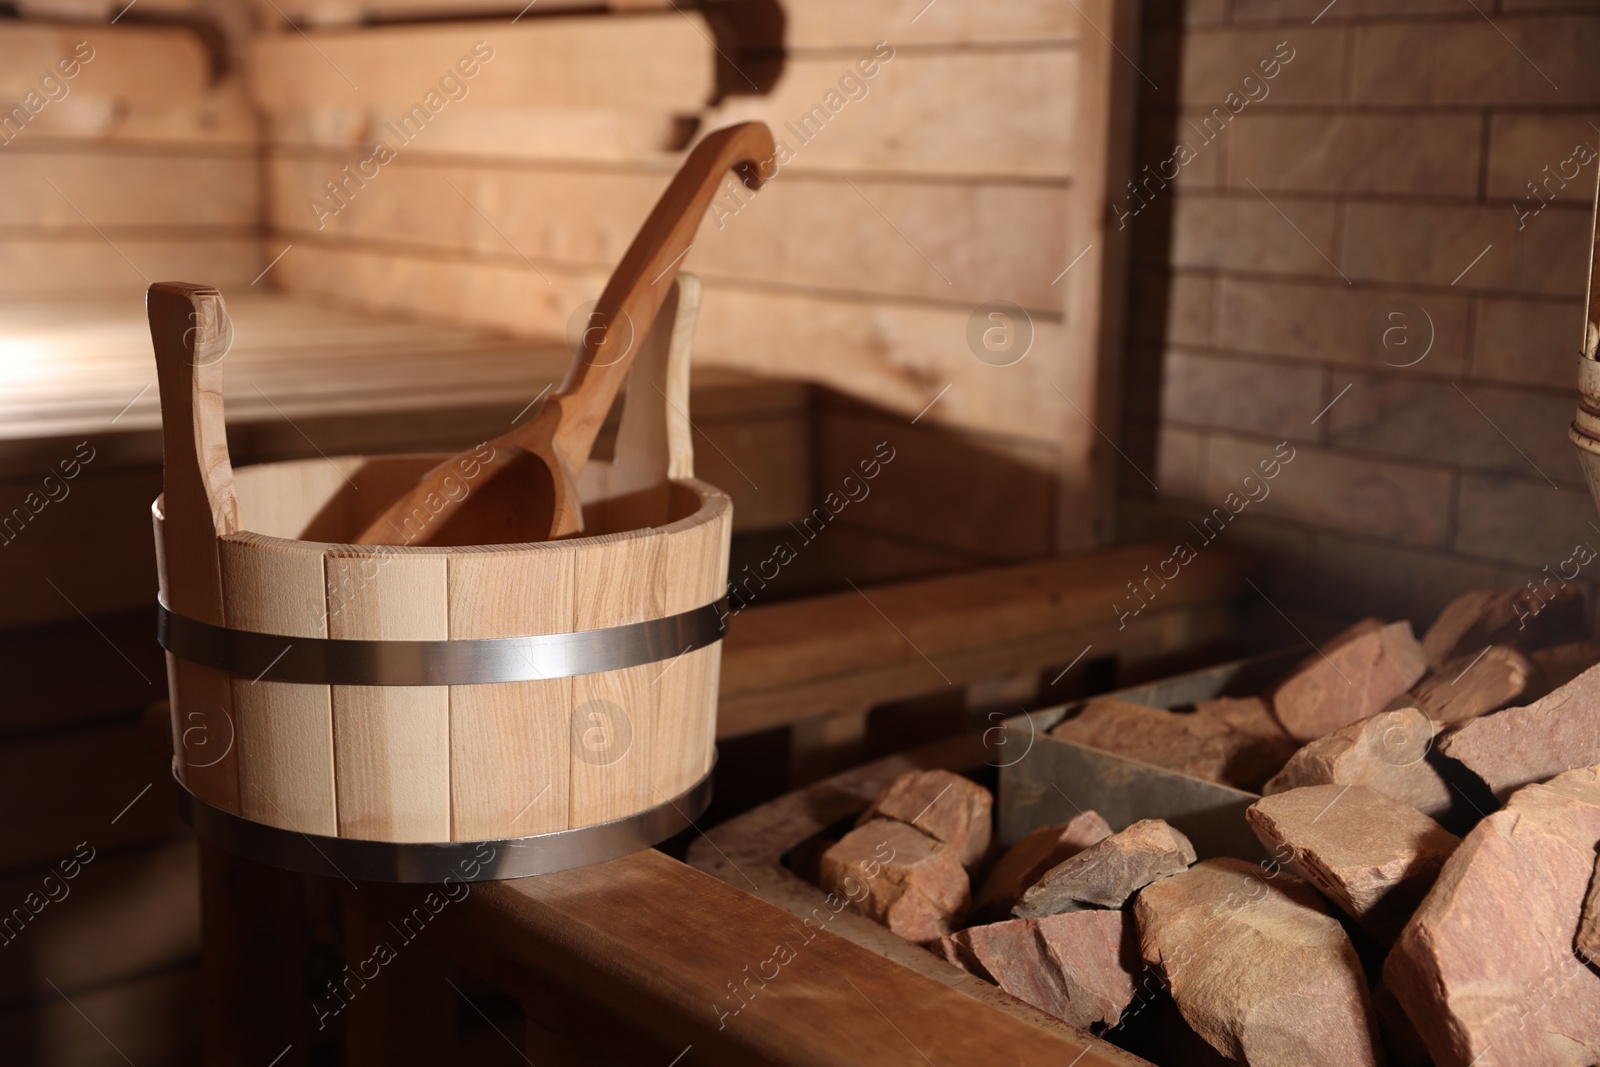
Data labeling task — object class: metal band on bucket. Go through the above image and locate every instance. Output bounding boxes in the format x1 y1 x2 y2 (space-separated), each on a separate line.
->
157 597 727 686
173 761 714 882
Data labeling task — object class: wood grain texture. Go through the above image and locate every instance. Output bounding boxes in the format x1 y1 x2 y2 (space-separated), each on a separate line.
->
704 0 1080 47
353 123 772 547
326 550 451 842
221 531 338 836
251 13 712 113
446 545 574 840
442 848 1140 1067
150 282 242 813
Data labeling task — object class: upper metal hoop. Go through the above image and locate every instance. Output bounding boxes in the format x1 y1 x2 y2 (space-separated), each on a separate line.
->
157 598 727 686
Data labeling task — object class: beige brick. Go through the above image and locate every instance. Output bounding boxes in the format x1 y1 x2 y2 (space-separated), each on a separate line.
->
1204 435 1453 547
1456 473 1598 567
1225 113 1481 197
1129 270 1213 347
1233 0 1459 19
1485 111 1600 200
1179 27 1347 108
1472 295 1585 389
1162 350 1325 439
1157 424 1208 501
1309 534 1508 626
1172 192 1341 277
1215 278 1469 378
1353 17 1600 107
1326 375 1582 484
1340 202 1587 296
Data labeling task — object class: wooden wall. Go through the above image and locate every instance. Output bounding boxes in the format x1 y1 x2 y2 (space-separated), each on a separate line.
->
254 0 1137 555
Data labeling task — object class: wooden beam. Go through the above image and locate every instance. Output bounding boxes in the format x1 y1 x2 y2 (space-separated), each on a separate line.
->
252 13 713 114
717 545 1248 738
441 848 1140 1066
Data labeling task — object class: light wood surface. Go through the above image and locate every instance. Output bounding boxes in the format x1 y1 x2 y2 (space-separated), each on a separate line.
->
150 282 243 814
354 123 773 546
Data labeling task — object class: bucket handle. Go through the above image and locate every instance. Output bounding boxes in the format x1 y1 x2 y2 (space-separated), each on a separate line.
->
149 281 238 620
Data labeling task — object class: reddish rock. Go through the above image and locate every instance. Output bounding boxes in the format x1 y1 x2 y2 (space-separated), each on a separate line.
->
856 769 992 868
1422 584 1588 668
1264 705 1454 820
1134 858 1383 1067
1408 645 1534 726
1578 851 1600 968
1531 640 1600 692
1246 784 1460 944
1193 695 1299 790
948 911 1137 1031
1014 819 1195 918
819 819 968 943
1049 696 1278 790
1270 618 1428 741
972 810 1112 920
1439 662 1600 800
1385 766 1600 1065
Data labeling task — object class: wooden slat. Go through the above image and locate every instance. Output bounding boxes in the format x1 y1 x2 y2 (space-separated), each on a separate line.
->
567 531 665 826
705 0 1080 48
274 243 1070 446
0 150 258 228
221 532 339 836
0 839 197 1003
251 0 672 28
444 848 1138 1067
0 963 202 1066
0 723 182 872
0 24 208 104
716 544 1249 738
326 551 451 841
446 547 574 839
268 155 1069 307
0 235 261 296
252 13 713 114
706 49 1078 179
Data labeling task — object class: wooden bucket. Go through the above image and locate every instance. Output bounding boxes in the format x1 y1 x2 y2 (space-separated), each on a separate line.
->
151 280 730 882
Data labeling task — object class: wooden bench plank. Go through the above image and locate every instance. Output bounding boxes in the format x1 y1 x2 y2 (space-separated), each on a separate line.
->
444 848 1144 1066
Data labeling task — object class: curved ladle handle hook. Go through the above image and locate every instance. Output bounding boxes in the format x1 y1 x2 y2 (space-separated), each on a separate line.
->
544 121 776 470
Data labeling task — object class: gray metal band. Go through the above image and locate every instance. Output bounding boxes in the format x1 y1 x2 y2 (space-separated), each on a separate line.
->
156 598 727 686
173 760 713 883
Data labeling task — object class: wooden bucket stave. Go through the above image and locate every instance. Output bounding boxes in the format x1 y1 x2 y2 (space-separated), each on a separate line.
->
153 278 730 881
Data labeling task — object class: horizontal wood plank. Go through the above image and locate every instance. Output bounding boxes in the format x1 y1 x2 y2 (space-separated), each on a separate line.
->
269 154 1070 307
274 242 1070 445
1 150 259 228
445 848 1138 1066
719 543 1248 717
252 13 713 114
0 234 262 296
250 0 671 28
0 23 208 105
706 0 1081 48
0 963 201 1065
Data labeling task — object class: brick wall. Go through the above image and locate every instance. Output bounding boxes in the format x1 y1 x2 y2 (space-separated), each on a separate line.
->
1123 0 1600 635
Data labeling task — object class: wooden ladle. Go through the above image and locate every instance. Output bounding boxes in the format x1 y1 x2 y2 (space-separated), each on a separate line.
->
354 121 775 547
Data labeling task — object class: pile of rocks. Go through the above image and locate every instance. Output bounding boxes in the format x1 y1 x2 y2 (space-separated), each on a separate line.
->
812 585 1600 1066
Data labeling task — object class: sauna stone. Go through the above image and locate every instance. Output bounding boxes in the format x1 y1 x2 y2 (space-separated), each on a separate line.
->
972 810 1112 920
1439 662 1600 800
1135 858 1383 1067
944 911 1136 1032
819 819 969 944
1264 705 1453 820
856 769 992 868
1270 618 1427 742
1246 784 1459 944
1385 766 1600 1065
1013 819 1195 918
